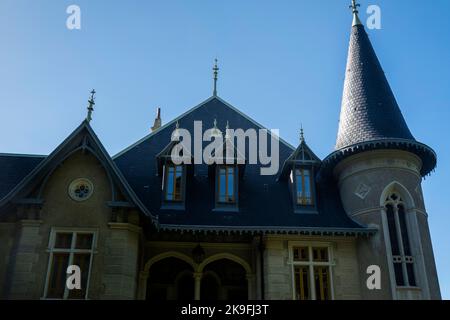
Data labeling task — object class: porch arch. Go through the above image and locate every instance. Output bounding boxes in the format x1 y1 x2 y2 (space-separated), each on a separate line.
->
198 253 252 274
144 251 197 274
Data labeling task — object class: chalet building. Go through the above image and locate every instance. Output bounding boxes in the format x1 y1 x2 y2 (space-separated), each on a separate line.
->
0 3 441 300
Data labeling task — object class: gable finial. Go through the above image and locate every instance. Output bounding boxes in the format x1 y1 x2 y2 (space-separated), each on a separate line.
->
211 118 222 138
213 58 219 96
172 120 180 141
300 124 305 143
225 120 231 140
349 0 362 26
86 89 96 123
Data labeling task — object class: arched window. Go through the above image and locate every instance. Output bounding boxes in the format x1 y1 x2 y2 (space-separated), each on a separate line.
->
385 193 416 287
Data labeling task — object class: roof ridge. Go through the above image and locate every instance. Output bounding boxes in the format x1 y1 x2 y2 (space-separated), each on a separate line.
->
113 95 295 160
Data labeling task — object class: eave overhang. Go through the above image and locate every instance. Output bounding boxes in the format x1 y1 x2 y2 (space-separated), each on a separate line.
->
158 224 377 237
320 138 437 179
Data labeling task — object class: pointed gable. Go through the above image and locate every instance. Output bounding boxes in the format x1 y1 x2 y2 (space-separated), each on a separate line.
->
279 140 321 180
0 121 154 221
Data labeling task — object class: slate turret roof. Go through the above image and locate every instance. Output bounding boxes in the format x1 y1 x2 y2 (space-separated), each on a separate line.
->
323 9 437 177
335 24 414 149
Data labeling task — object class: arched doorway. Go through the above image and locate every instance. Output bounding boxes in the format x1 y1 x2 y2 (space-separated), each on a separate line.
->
202 259 248 300
146 257 194 301
201 271 221 301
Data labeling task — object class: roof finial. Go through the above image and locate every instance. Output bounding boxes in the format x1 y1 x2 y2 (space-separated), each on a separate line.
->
300 124 305 143
211 118 222 138
225 120 231 140
86 89 96 123
213 58 219 96
151 107 162 132
172 120 180 141
350 0 362 27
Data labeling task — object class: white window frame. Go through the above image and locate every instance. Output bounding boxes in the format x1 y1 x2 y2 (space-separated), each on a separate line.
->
288 241 335 300
42 228 98 300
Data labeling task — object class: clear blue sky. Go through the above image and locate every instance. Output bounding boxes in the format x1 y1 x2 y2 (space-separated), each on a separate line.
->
0 0 448 299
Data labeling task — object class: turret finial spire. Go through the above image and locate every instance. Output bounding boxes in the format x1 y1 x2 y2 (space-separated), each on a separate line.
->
86 89 96 123
350 0 362 26
213 59 219 96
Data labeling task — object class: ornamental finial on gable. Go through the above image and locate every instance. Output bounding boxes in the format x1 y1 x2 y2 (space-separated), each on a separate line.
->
86 89 96 123
213 58 219 97
300 124 305 143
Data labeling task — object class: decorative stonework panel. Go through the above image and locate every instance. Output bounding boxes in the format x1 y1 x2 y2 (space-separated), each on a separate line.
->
354 183 371 199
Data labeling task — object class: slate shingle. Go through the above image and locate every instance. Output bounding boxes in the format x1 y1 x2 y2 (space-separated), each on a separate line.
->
336 24 415 149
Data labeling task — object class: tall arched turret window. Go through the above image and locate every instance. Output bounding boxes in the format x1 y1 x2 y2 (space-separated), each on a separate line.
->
385 193 416 287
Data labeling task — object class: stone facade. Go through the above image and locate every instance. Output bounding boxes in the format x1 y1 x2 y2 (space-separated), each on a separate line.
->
0 145 441 300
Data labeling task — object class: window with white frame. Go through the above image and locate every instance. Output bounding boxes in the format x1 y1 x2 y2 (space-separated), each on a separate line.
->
43 230 96 299
385 193 416 287
291 245 333 300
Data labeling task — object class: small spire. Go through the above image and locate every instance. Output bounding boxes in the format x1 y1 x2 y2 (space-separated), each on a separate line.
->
86 89 96 123
211 118 222 138
300 124 305 143
172 120 180 141
225 121 231 140
213 59 219 96
151 107 162 132
350 0 362 27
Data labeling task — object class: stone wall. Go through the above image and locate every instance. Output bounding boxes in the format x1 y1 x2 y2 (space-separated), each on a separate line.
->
263 236 362 300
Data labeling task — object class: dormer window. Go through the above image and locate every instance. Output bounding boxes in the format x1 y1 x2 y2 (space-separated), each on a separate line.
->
206 120 244 212
157 122 192 210
218 165 236 204
279 132 320 214
295 168 313 206
164 164 183 202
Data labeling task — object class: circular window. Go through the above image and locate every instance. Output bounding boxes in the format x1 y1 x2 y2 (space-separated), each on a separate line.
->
68 178 94 201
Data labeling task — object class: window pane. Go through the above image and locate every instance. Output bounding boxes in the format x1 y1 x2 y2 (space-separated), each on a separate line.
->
386 204 400 256
397 205 411 256
304 169 311 200
75 234 93 250
227 167 234 202
294 266 310 300
296 169 303 204
314 266 331 300
174 166 183 201
312 248 329 262
47 253 70 298
406 263 416 287
219 168 226 202
393 263 405 286
293 247 309 262
68 253 91 299
54 233 73 249
165 166 174 201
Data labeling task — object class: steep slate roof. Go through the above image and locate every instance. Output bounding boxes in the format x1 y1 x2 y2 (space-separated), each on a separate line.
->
324 13 437 177
336 23 414 149
114 96 372 234
0 154 45 199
